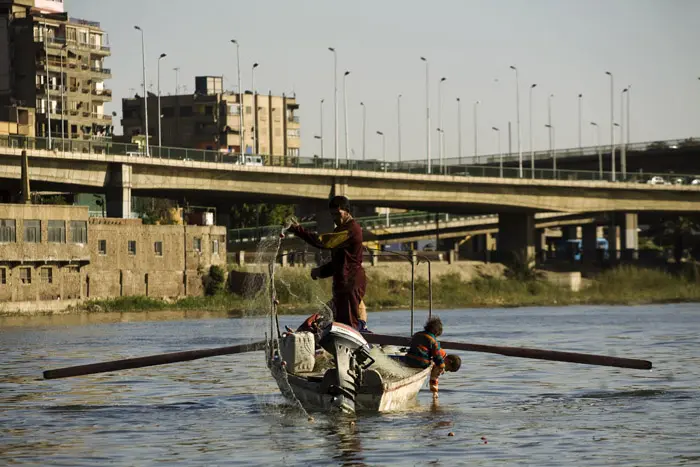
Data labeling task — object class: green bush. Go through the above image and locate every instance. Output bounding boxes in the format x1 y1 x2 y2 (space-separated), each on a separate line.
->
205 265 227 296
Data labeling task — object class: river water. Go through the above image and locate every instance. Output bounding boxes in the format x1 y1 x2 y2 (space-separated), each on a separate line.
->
1 304 699 466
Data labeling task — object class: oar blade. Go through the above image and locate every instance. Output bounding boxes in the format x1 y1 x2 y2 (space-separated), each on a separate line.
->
43 340 267 380
363 333 652 370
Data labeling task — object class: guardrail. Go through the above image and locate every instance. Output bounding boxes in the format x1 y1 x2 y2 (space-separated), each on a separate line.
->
1 134 698 185
227 212 494 245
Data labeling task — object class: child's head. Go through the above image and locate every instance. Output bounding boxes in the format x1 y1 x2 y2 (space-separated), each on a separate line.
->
424 317 443 337
445 354 461 372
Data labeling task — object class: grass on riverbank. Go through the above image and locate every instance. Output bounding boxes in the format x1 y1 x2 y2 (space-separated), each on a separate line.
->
73 265 700 315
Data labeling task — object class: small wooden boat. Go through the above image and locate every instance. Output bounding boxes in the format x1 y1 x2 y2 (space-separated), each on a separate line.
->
267 322 432 414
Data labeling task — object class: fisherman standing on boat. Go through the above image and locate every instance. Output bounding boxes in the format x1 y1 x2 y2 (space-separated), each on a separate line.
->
286 196 368 331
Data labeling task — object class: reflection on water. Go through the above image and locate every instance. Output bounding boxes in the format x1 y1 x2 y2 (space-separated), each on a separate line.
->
1 304 699 466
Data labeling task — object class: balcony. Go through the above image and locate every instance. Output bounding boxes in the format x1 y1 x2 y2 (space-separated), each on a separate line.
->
35 84 67 95
91 113 112 121
91 89 113 99
90 67 111 77
287 115 300 124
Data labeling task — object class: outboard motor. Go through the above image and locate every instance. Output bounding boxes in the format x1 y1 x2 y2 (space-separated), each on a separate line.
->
319 322 375 413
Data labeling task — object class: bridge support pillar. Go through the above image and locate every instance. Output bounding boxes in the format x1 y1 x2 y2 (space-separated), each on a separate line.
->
621 213 639 261
582 223 598 265
535 229 547 264
215 205 233 245
497 213 535 267
561 225 578 241
106 164 132 218
607 213 620 263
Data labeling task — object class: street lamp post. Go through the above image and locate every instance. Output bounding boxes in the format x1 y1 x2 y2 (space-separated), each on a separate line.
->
420 57 431 174
376 130 386 173
43 24 52 149
438 76 446 174
134 25 149 157
343 70 351 165
578 93 583 150
545 124 556 175
173 67 180 94
360 101 366 161
60 43 66 145
510 65 522 177
314 135 323 158
590 122 602 179
605 71 615 181
157 53 166 148
529 83 537 177
328 47 338 169
251 62 259 154
621 87 629 179
547 93 554 174
397 94 402 163
456 97 462 165
231 40 244 157
473 100 480 159
319 99 324 160
492 126 502 177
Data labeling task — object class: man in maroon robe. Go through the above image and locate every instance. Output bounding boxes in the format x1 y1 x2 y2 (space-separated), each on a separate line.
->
286 196 367 330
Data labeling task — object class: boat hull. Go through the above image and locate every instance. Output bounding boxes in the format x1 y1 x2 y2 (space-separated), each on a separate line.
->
270 360 432 413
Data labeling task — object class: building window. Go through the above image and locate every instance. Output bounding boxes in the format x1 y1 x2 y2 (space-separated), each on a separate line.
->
162 107 174 118
24 220 41 243
41 267 53 284
48 220 66 243
227 104 240 115
70 221 87 244
287 129 300 138
98 239 107 255
20 267 31 285
246 106 252 115
154 241 163 256
287 148 300 157
180 106 193 117
193 237 202 252
0 267 6 285
128 240 137 255
0 219 16 243
211 239 219 256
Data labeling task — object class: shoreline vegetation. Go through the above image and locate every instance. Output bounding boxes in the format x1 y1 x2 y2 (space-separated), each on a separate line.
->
6 264 698 317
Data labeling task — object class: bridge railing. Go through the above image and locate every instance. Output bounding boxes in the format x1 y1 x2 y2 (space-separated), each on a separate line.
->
228 211 497 245
2 134 698 184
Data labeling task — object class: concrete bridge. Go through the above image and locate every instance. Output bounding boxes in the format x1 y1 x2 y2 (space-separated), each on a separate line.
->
2 142 699 263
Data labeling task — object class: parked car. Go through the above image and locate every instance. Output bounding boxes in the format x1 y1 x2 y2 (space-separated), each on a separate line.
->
691 178 700 185
672 177 685 185
647 176 667 185
231 155 264 166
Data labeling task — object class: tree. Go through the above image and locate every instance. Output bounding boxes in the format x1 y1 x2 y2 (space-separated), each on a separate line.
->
651 215 700 263
228 203 296 228
133 197 180 225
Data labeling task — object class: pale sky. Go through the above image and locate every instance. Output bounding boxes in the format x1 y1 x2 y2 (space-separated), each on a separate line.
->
69 0 700 162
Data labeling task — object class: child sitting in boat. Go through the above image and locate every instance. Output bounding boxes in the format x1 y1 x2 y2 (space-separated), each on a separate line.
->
404 316 461 397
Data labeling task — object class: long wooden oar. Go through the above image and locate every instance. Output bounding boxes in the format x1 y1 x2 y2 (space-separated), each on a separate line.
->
364 333 652 370
43 340 267 380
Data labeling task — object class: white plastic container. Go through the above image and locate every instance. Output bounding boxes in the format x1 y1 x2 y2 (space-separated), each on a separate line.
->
279 331 316 373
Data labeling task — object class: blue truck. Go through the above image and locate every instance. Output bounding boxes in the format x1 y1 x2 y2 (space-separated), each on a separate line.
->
554 238 609 262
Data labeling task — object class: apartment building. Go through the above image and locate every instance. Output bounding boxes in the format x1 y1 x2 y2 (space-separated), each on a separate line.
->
0 203 226 305
121 76 301 160
0 0 113 147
